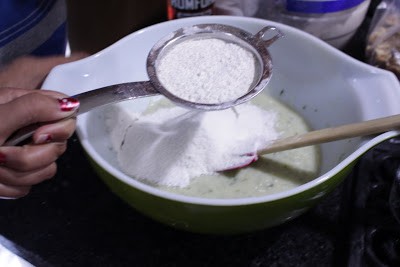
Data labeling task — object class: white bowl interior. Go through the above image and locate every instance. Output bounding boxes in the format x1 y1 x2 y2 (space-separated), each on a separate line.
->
43 16 400 204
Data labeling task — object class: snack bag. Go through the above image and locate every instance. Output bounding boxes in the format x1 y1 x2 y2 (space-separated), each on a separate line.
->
366 0 400 79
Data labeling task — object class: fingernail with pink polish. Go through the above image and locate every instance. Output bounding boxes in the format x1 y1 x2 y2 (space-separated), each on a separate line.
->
58 97 80 112
0 152 6 164
35 134 52 144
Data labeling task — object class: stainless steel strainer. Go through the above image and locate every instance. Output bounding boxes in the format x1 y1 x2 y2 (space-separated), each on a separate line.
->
147 23 283 110
71 23 283 114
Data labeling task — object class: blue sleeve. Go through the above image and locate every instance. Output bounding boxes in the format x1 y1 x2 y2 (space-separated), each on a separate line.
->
0 0 67 66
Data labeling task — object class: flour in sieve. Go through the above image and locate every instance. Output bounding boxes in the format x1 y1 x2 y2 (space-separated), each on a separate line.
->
157 38 256 104
108 103 278 188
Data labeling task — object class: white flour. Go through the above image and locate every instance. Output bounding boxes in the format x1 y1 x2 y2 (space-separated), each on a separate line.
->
157 38 256 104
108 103 278 188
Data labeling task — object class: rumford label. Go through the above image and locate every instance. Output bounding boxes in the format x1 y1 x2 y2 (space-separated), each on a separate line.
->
167 0 215 19
170 0 214 11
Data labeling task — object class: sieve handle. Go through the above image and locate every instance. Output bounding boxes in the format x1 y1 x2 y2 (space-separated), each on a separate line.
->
255 26 284 47
73 81 159 114
4 81 160 146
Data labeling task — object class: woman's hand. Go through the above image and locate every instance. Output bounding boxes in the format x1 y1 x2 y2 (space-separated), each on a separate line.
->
0 87 79 198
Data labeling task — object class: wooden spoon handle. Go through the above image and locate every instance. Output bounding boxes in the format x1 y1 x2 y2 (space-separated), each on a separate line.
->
257 114 400 155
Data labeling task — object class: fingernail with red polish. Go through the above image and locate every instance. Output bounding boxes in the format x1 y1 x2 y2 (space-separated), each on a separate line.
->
0 152 6 164
35 134 52 144
58 97 80 112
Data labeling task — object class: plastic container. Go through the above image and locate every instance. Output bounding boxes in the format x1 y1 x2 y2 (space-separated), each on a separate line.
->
255 0 371 49
213 0 371 49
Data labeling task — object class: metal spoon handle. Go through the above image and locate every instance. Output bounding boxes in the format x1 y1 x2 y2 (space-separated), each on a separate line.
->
4 81 159 146
257 114 400 155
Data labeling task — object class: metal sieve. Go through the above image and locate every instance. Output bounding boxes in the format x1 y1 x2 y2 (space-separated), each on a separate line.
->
71 23 283 114
147 23 283 110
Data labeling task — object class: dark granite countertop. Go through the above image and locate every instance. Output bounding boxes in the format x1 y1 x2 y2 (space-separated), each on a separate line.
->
1 134 399 267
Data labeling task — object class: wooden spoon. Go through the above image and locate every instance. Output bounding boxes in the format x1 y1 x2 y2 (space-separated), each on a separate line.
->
222 113 400 171
222 114 400 171
258 113 400 155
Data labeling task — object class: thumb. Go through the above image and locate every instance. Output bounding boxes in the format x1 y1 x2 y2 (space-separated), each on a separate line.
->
0 92 79 143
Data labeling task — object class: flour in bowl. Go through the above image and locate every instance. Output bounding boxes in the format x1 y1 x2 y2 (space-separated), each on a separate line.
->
106 102 278 188
105 94 320 199
157 38 256 104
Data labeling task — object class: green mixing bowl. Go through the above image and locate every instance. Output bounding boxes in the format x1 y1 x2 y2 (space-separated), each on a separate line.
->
43 16 400 234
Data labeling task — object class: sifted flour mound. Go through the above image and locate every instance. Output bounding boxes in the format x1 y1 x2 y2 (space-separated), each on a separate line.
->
107 103 279 188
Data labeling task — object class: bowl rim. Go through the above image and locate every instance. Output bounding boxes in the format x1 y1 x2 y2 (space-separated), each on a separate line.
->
48 15 400 206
